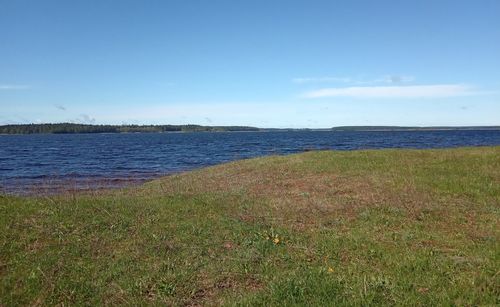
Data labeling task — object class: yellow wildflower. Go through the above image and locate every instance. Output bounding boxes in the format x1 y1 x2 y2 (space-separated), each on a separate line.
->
327 267 334 273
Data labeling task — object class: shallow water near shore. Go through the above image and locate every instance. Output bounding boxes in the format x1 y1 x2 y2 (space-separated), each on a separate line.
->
1 130 499 194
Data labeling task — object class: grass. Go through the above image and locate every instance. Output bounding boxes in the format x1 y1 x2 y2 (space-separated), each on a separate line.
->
1 146 499 306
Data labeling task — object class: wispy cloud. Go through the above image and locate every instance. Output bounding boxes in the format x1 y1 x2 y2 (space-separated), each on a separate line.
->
80 114 95 124
292 77 352 84
54 104 66 111
0 84 30 90
292 75 415 85
69 114 96 124
382 75 415 84
302 84 477 99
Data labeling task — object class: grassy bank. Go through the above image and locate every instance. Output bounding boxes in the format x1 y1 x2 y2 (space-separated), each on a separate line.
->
1 147 499 306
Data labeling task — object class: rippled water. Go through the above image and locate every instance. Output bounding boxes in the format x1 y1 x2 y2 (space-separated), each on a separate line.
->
1 130 499 194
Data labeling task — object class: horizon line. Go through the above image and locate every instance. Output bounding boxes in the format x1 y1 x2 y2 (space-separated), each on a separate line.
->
1 122 500 130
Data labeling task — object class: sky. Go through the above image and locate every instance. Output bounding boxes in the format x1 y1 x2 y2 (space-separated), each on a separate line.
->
1 0 499 128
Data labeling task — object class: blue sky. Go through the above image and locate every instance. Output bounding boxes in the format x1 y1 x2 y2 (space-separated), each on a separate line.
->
1 0 499 128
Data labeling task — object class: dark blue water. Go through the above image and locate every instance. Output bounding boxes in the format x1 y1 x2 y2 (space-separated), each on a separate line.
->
1 130 499 194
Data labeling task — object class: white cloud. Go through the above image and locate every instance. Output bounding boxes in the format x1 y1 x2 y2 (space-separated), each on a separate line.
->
0 84 30 90
302 84 477 99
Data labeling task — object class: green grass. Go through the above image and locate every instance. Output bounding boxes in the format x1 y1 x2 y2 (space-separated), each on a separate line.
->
1 147 499 306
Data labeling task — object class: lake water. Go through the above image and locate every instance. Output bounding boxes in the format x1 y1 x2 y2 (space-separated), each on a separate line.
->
1 130 499 194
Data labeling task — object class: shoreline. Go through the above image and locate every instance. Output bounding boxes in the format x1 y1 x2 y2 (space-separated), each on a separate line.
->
0 174 167 197
2 145 499 196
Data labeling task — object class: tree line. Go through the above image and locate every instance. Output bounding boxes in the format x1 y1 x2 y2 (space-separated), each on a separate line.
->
0 123 260 134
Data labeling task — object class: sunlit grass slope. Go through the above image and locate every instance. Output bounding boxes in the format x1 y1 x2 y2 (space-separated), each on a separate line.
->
1 147 499 306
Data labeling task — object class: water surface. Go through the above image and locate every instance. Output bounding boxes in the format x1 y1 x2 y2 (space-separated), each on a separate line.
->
1 130 499 194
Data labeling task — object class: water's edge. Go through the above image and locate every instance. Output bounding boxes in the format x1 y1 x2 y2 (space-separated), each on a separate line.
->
1 130 499 195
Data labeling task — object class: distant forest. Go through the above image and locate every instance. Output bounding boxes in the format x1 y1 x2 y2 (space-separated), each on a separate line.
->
329 126 500 131
0 123 498 134
0 123 260 134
